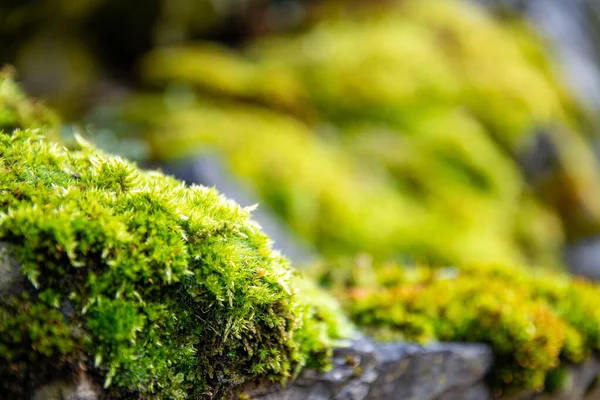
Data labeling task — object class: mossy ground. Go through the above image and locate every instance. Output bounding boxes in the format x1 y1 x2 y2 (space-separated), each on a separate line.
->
0 75 351 399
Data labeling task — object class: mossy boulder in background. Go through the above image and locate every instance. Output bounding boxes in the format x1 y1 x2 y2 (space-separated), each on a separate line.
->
0 76 351 399
93 0 600 272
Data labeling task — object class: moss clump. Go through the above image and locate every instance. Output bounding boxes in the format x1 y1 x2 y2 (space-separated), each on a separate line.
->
0 77 350 399
318 261 600 394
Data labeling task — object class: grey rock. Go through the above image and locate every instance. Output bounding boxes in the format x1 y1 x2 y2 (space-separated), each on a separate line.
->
528 357 600 400
238 339 494 400
438 382 493 400
368 342 493 400
32 374 99 400
585 383 600 400
0 241 25 297
564 237 600 280
238 341 600 400
561 357 600 399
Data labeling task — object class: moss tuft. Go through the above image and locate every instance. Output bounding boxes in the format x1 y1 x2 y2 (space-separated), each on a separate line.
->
0 76 350 399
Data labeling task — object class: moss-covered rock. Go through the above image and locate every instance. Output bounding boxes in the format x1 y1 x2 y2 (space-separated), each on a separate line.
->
317 261 600 394
0 76 351 399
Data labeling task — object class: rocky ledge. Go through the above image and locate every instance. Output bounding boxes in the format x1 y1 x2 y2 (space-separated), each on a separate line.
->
236 339 493 400
236 339 600 400
23 338 600 400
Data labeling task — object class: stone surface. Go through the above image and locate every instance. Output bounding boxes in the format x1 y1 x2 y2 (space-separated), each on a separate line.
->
564 237 600 280
236 339 495 400
438 382 493 400
519 357 600 400
32 374 99 400
0 241 25 297
237 340 600 400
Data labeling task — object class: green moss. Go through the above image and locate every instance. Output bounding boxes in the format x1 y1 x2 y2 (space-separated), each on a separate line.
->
0 68 59 135
91 0 600 269
319 261 600 393
0 77 350 398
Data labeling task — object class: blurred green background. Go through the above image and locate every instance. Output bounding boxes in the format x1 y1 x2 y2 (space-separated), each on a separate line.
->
3 0 600 274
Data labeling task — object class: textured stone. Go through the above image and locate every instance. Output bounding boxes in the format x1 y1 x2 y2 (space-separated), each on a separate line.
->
237 339 494 400
368 342 493 400
237 340 600 400
438 382 493 400
564 237 600 280
525 357 600 400
32 374 98 400
0 241 25 297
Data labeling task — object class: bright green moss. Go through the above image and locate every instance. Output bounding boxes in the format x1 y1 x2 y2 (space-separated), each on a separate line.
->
319 262 600 393
0 77 351 398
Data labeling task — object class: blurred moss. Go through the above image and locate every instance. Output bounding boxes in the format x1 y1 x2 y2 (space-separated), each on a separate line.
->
93 0 600 270
317 260 600 393
0 67 59 137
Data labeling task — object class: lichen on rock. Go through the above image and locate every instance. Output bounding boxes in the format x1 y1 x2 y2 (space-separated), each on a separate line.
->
0 75 351 399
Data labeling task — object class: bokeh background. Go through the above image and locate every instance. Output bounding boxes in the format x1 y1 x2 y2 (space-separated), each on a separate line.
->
3 0 600 278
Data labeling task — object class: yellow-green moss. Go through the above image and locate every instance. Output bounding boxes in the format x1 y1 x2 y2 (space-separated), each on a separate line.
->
92 0 600 269
0 68 59 136
317 261 600 393
0 76 351 399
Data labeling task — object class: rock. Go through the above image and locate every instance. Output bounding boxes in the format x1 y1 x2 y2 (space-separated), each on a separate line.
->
32 373 99 400
237 339 494 400
564 237 600 280
369 342 493 400
0 241 25 297
438 382 493 400
530 357 600 400
237 340 600 400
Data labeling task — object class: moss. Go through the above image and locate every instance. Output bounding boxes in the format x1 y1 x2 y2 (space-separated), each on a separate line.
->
0 68 59 135
318 261 600 394
0 76 350 399
88 0 600 269
72 3 600 393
